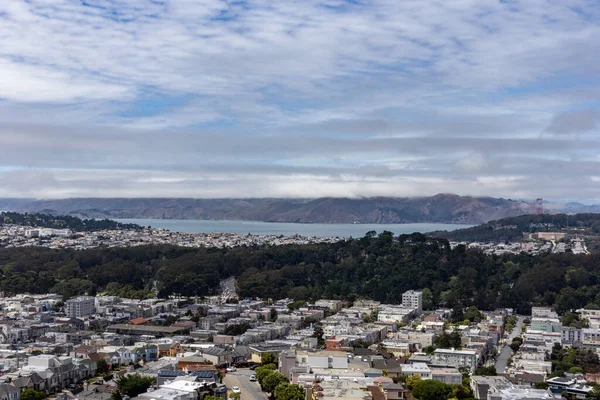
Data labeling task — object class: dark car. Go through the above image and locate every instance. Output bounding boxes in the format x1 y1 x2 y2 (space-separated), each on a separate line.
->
250 364 259 370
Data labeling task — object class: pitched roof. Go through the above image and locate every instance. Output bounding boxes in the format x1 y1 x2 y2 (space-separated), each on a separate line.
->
0 384 20 397
202 347 228 356
367 386 387 400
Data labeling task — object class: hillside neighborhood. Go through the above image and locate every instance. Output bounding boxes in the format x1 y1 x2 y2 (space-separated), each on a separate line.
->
0 225 342 249
0 288 597 400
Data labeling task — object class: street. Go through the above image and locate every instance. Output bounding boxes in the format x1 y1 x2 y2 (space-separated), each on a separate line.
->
495 315 524 374
223 369 268 400
220 277 238 302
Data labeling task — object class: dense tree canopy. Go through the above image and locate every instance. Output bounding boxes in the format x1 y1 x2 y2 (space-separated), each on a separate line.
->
411 379 452 400
1 231 600 314
550 343 600 375
262 372 289 394
115 374 155 398
431 213 600 242
274 383 306 400
0 211 140 231
20 390 45 400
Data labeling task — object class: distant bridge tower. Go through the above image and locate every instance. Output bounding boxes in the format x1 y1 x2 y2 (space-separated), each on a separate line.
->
535 198 544 215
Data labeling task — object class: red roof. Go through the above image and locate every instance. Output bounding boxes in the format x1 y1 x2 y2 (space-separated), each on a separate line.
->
129 317 149 325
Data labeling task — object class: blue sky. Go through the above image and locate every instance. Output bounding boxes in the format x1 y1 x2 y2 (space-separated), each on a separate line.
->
0 0 599 200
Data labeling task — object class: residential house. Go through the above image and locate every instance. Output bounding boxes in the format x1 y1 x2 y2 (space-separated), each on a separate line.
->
430 368 463 385
400 363 431 379
200 347 233 366
158 342 182 358
0 384 20 400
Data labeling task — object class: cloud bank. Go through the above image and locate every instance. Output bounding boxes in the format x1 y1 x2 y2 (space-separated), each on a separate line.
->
0 0 599 201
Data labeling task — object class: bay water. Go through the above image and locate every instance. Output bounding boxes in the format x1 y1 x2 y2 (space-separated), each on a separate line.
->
116 218 472 238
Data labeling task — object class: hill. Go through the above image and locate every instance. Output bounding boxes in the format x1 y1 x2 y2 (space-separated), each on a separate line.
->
429 213 600 242
0 194 574 224
0 211 141 232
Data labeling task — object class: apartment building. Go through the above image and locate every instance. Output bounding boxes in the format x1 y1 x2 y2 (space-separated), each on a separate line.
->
402 291 423 314
65 297 96 318
433 349 478 371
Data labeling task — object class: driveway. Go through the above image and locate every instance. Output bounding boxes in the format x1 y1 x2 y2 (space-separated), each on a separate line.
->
223 369 268 400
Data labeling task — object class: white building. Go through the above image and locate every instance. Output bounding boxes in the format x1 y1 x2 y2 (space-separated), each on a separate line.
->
401 363 431 379
530 318 562 333
297 350 348 369
378 306 416 323
25 228 72 238
531 307 558 319
402 290 423 314
433 348 478 371
65 296 96 318
315 300 343 312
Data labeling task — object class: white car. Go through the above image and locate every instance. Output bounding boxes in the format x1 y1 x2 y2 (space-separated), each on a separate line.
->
226 366 237 372
232 386 241 393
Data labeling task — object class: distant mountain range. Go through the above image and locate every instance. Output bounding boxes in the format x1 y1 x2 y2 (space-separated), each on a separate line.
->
1 194 599 224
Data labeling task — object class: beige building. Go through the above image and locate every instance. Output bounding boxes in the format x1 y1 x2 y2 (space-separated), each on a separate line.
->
534 232 565 241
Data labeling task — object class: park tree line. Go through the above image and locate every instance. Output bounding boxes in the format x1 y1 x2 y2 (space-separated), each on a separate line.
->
431 213 600 243
2 231 600 314
0 212 141 232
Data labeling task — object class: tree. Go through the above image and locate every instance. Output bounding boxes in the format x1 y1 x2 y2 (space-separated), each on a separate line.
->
115 374 156 398
262 352 278 366
312 322 325 348
465 306 484 323
405 374 421 389
229 393 241 400
421 288 434 310
509 337 523 353
96 359 110 375
450 382 474 399
274 383 306 400
411 379 452 400
450 305 464 323
53 301 64 312
270 308 278 322
262 372 289 394
474 366 497 376
256 366 275 387
436 331 462 349
20 390 45 400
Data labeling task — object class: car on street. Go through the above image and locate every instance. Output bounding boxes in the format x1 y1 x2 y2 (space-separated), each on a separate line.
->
232 386 241 393
226 366 236 372
250 374 257 382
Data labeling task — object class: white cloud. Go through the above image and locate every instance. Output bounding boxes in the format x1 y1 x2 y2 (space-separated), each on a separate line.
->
0 0 599 200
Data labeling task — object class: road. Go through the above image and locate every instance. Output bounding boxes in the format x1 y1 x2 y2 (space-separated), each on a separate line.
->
495 315 524 374
220 277 238 302
223 369 267 400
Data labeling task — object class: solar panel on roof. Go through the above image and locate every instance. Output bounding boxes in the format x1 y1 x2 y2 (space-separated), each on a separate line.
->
158 371 185 377
192 371 216 378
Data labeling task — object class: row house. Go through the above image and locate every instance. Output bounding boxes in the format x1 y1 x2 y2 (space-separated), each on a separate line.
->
0 356 97 394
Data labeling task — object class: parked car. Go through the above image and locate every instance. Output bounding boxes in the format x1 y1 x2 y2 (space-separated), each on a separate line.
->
232 386 241 393
226 366 237 372
250 364 259 370
250 374 257 382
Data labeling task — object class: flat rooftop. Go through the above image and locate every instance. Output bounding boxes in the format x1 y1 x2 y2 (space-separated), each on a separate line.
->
107 324 189 334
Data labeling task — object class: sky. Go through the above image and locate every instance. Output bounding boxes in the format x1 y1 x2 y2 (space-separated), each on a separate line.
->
1 0 599 201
